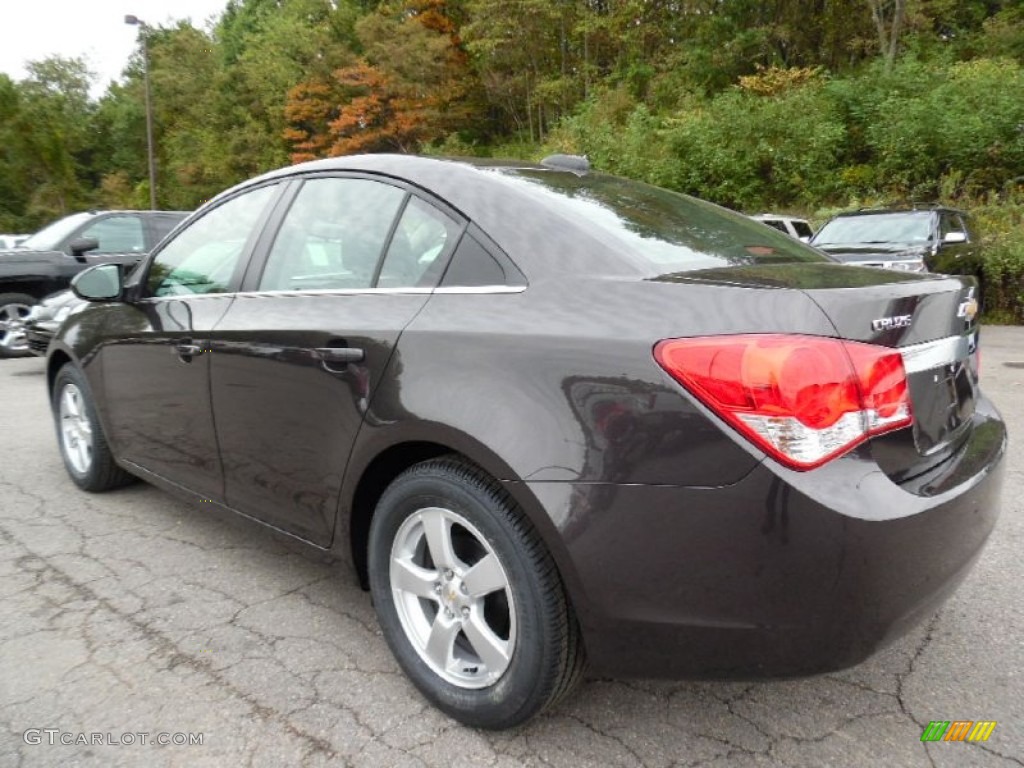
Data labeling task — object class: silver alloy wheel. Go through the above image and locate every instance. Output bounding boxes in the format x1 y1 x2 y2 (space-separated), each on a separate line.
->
59 383 94 474
0 302 31 352
390 506 517 689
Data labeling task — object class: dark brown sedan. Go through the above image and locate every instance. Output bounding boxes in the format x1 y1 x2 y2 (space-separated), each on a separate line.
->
48 155 1006 729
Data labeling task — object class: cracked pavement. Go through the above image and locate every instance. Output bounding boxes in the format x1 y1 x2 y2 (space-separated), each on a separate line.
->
1 326 1021 767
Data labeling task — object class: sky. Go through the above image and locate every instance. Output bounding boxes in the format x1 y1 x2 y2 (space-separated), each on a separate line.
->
0 0 229 97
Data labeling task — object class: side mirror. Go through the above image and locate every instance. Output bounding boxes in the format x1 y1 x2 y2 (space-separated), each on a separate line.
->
68 237 100 262
71 264 123 302
942 231 967 245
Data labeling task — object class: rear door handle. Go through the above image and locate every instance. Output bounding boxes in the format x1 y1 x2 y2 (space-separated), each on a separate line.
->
315 346 364 366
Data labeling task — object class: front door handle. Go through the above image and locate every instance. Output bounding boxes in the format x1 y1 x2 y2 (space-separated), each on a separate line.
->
315 346 365 364
176 340 204 361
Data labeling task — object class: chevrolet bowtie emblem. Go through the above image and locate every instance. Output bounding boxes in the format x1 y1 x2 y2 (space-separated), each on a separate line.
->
957 288 979 322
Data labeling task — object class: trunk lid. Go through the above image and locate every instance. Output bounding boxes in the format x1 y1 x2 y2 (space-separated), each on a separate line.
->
667 263 981 481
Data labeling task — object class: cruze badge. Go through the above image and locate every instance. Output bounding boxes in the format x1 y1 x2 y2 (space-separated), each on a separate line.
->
871 314 912 332
957 288 979 322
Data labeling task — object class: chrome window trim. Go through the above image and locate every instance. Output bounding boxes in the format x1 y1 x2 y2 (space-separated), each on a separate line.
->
135 293 237 303
900 333 976 374
137 285 526 302
230 285 525 299
434 286 526 294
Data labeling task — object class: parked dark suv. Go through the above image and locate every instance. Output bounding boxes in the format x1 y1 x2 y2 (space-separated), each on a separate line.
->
0 210 188 356
810 206 978 276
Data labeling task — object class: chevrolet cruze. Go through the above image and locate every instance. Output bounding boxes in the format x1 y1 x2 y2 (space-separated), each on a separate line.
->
48 155 1006 729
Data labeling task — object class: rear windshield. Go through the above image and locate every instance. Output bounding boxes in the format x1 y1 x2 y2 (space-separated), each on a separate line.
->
813 212 933 245
494 170 829 273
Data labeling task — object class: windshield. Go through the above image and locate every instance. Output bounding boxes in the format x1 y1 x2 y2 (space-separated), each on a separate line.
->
20 212 94 251
495 170 829 273
813 212 933 246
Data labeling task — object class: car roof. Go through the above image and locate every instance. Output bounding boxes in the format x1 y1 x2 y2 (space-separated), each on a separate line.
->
830 206 966 218
224 154 645 278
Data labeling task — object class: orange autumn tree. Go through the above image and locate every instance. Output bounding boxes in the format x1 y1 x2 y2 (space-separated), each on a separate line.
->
283 0 474 160
282 81 339 161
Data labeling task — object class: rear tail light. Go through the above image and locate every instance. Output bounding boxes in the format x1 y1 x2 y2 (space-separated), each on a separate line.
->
654 334 913 470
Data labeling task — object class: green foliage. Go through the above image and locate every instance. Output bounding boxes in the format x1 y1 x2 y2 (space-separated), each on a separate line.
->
0 0 1021 323
980 237 1024 324
845 57 1024 198
0 57 96 229
969 189 1024 323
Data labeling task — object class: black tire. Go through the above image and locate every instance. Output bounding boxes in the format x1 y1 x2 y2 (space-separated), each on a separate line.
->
368 457 585 729
0 292 37 358
52 363 135 492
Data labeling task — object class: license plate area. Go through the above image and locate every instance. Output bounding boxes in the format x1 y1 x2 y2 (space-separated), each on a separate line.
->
905 336 978 456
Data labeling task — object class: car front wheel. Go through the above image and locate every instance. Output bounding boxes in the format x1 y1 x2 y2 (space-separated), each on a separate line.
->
368 457 585 729
52 364 135 492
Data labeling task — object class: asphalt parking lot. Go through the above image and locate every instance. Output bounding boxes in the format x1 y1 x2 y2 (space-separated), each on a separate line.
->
1 327 1021 768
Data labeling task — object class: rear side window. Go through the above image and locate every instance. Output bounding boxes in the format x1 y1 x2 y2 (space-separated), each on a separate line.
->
792 221 814 238
441 232 526 287
259 177 405 291
377 196 461 288
149 214 186 246
762 220 787 233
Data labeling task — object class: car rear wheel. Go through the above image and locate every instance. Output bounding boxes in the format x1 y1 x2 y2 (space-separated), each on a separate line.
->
0 293 36 358
52 364 135 492
368 457 585 729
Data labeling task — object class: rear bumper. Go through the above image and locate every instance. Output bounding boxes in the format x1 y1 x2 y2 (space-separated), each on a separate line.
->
525 396 1006 679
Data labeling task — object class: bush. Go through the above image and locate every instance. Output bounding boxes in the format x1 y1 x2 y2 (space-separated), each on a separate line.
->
971 188 1024 323
662 82 848 209
849 58 1024 199
980 237 1024 323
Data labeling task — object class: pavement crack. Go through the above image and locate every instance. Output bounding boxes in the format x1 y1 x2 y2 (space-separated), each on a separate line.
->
0 519 339 762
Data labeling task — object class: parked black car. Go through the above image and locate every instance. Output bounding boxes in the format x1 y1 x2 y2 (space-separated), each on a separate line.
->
0 210 187 357
810 205 977 274
49 156 1005 729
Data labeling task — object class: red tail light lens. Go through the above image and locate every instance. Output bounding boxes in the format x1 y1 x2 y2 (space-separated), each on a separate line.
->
654 335 913 470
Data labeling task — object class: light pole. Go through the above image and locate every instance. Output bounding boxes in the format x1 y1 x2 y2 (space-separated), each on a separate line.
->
125 14 157 209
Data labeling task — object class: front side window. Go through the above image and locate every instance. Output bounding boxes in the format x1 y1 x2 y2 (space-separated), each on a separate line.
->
259 177 406 291
147 185 277 297
80 215 145 253
940 213 966 239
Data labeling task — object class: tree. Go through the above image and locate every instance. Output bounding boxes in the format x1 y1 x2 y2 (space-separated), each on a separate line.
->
284 0 477 158
13 57 96 224
868 0 909 67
